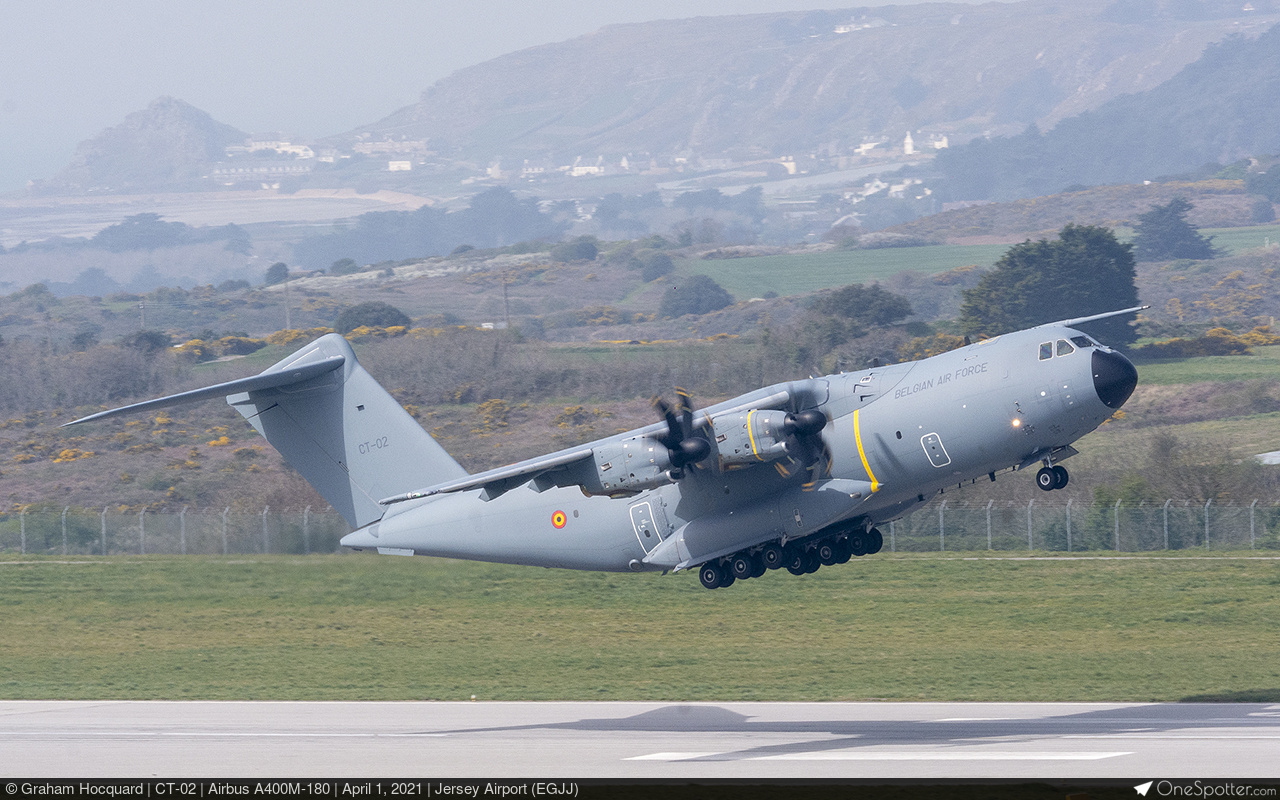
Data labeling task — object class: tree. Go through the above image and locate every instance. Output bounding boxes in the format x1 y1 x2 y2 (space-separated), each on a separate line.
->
960 224 1139 347
638 250 675 282
1132 197 1218 261
264 262 289 285
658 275 733 318
329 258 360 276
334 301 411 334
550 236 599 263
811 284 912 328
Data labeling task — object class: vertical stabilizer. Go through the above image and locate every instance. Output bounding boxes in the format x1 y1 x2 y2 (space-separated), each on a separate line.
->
228 334 468 527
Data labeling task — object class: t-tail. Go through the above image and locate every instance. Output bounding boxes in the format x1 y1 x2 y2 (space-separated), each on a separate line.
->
64 334 468 528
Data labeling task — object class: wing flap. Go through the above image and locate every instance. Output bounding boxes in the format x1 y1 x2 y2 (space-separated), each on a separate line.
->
378 447 595 505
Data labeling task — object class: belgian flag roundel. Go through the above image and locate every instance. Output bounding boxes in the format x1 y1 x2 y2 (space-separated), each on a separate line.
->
551 510 567 529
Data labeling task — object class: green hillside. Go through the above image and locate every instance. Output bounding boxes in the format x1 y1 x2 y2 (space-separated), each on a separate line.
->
675 244 1007 298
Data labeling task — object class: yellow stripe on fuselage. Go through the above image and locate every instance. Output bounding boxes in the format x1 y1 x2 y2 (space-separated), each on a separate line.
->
853 408 882 492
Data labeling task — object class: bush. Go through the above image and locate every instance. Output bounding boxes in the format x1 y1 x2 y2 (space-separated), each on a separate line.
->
329 258 360 276
264 262 289 285
658 275 734 318
334 302 411 334
638 251 675 282
550 236 599 263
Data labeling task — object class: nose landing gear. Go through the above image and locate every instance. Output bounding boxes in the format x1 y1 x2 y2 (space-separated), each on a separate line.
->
1035 465 1069 491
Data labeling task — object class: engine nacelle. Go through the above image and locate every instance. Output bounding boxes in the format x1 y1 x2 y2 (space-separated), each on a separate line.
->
585 436 677 493
710 410 792 467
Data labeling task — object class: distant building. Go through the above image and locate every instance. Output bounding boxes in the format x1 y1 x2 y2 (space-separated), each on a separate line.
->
567 155 605 177
903 132 916 155
388 161 412 172
354 139 430 156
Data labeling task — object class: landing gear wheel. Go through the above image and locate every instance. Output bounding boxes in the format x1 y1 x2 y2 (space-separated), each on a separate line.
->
803 550 822 574
699 562 727 590
1053 465 1069 490
730 552 758 581
760 543 784 570
1036 466 1057 491
782 542 806 574
866 527 884 555
750 557 767 579
817 540 839 566
833 537 852 564
848 531 870 557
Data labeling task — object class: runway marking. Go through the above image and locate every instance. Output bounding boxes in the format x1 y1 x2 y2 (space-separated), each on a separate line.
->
753 751 1133 761
0 732 450 738
629 751 1132 762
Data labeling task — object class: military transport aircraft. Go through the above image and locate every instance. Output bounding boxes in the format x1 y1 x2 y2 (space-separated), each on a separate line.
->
66 306 1142 589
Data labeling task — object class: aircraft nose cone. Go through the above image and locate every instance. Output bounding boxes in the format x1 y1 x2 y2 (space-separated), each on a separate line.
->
1092 349 1138 409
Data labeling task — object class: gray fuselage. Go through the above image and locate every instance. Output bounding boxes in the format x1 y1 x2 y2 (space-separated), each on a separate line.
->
344 323 1134 574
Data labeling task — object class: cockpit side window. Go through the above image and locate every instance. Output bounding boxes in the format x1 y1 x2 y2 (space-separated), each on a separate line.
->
1056 339 1075 356
1039 342 1053 360
1070 335 1096 348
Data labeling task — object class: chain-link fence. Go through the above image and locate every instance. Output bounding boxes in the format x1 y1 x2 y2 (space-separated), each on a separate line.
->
0 507 351 555
884 499 1280 552
3 500 1279 556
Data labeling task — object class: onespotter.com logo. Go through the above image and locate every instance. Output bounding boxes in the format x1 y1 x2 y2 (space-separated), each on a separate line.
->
1136 781 1277 797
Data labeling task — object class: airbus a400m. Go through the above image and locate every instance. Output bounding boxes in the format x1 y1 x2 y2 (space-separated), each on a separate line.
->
67 307 1142 589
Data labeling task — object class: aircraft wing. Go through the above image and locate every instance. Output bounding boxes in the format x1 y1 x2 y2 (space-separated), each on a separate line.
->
378 447 596 504
377 388 797 506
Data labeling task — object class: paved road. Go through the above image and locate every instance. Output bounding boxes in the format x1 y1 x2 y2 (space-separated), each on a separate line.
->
1 701 1277 778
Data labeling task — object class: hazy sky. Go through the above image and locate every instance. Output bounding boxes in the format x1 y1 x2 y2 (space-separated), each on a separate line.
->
0 0 999 192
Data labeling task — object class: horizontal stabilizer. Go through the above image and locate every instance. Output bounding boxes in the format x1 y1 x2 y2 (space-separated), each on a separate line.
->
62 356 346 427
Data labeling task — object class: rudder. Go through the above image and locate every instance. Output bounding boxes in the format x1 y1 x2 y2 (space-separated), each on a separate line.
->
228 334 467 527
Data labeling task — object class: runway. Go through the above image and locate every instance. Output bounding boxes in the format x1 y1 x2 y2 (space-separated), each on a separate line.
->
1 701 1278 778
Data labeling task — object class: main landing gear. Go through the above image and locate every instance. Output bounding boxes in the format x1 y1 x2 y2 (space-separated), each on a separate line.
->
698 527 884 590
1035 464 1069 491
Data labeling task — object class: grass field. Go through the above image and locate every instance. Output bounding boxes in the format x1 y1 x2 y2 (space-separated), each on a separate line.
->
1200 223 1280 256
3 553 1277 702
676 244 1009 298
1135 345 1280 385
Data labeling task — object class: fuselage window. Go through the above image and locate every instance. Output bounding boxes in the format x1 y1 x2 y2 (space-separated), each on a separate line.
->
1070 335 1096 348
1039 342 1053 360
1056 339 1075 356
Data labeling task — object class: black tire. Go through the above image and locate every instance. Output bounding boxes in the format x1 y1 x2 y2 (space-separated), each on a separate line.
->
817 540 838 566
803 550 821 574
730 553 756 581
782 542 805 572
750 557 768 579
1053 465 1069 490
699 562 725 589
848 531 869 557
1036 467 1057 491
721 573 736 588
867 527 884 555
760 542 784 570
833 537 852 564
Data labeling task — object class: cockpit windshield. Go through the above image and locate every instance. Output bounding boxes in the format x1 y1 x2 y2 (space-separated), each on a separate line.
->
1070 335 1097 348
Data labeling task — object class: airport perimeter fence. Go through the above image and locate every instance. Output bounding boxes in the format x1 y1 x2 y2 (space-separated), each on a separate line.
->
3 500 1280 557
0 507 352 556
885 499 1280 552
